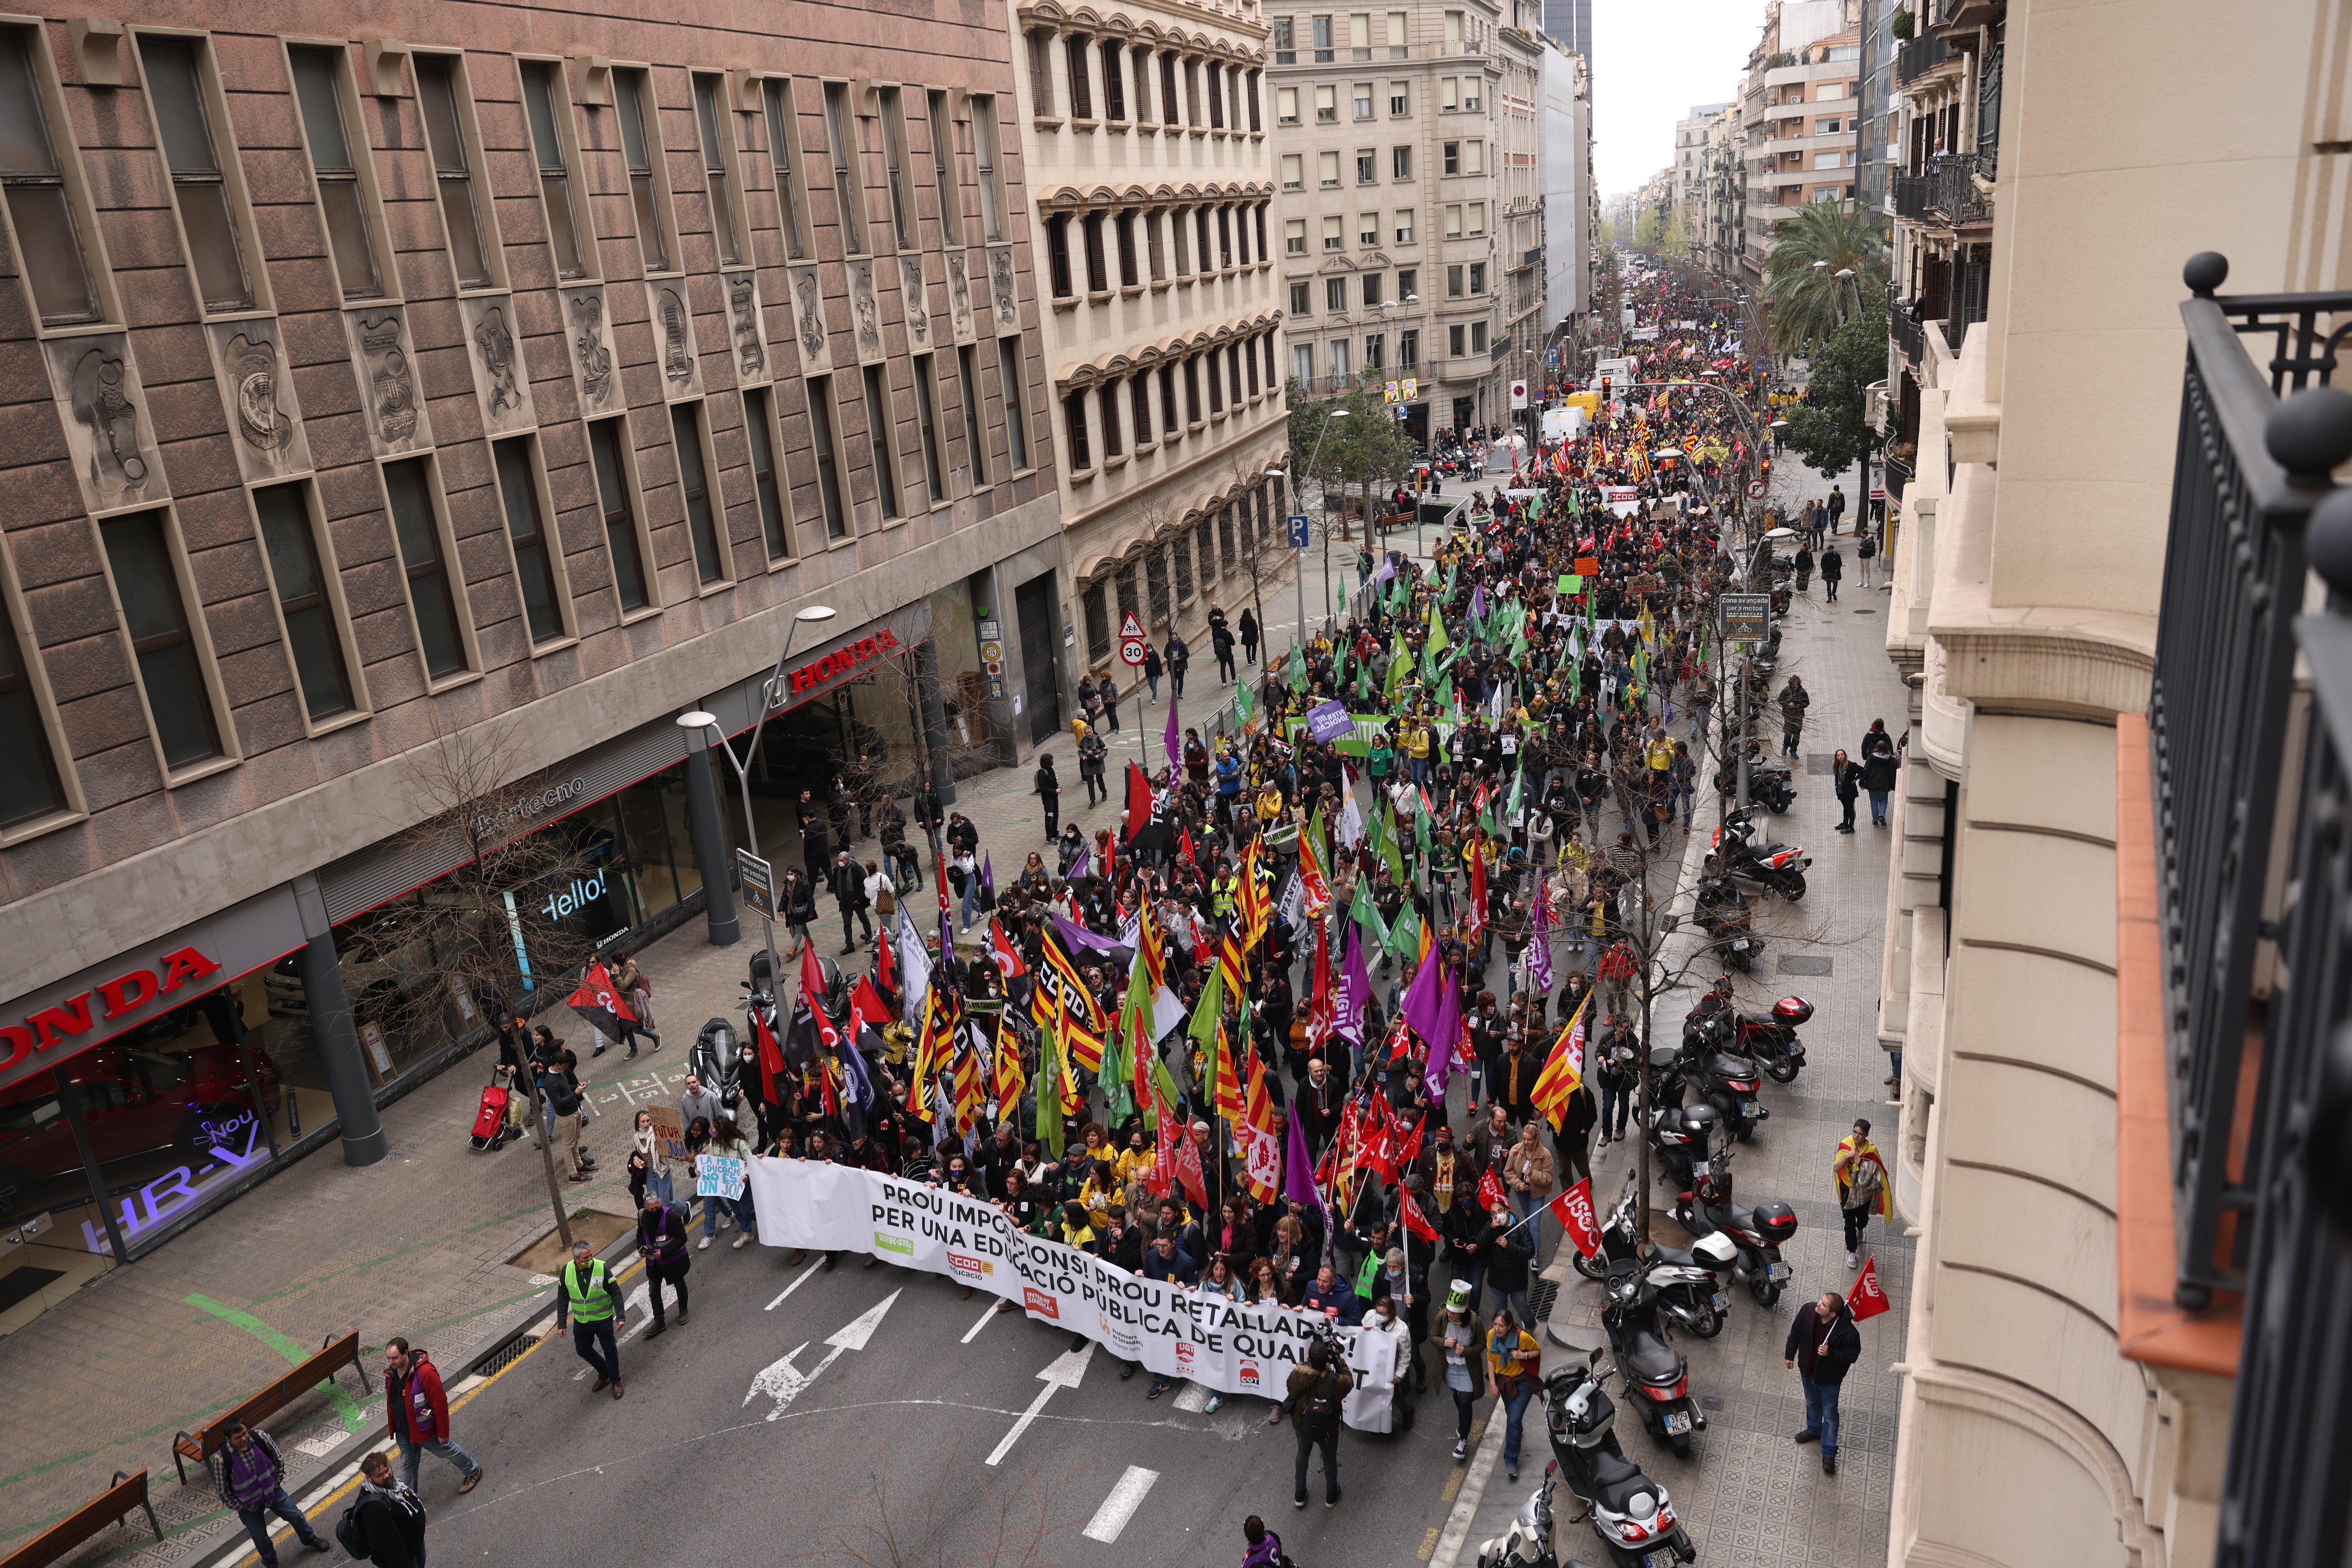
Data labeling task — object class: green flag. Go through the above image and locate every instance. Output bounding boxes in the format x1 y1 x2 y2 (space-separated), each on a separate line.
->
1236 680 1256 724
1349 875 1390 952
1189 967 1225 1051
1356 656 1373 701
1386 902 1421 961
1385 635 1412 699
1307 801 1329 876
1426 603 1451 658
1287 643 1308 693
1378 801 1406 880
1036 1042 1063 1158
1506 769 1523 822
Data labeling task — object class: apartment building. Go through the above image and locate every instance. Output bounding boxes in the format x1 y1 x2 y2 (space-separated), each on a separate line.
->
1269 0 1523 443
1873 1 2349 1564
1736 0 1860 285
1537 40 1592 339
1674 101 1732 241
1008 0 1285 680
1703 107 1746 280
0 2 1063 1310
1494 21 1544 420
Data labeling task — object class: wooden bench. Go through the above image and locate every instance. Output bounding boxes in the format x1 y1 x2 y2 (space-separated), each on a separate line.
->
170 1332 365 1485
0 1470 163 1568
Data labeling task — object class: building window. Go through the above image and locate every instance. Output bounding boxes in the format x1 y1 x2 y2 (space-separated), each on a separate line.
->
586 421 653 609
1129 375 1152 446
1356 149 1376 184
1084 581 1111 662
1325 277 1346 312
1159 365 1178 435
1146 210 1166 280
998 336 1032 471
1064 390 1091 471
1116 212 1138 285
1161 51 1180 124
1322 215 1343 251
1027 31 1055 116
1278 86 1299 126
382 457 473 673
1468 200 1484 235
1390 79 1410 116
138 35 255 313
1080 213 1108 292
694 73 743 266
861 364 901 519
1312 15 1335 58
742 386 792 558
492 437 568 641
1471 320 1487 351
669 403 729 582
1363 334 1382 372
519 60 588 279
1360 212 1378 246
1289 280 1310 314
1393 144 1413 181
805 375 850 537
1469 260 1485 293
1398 328 1417 368
1353 82 1373 119
1282 152 1302 191
1316 84 1337 124
1285 219 1305 257
823 81 868 254
1445 203 1461 239
763 79 812 260
959 343 990 486
1448 323 1463 356
927 90 961 247
616 68 674 273
1273 17 1295 61
1441 77 1457 112
1292 343 1313 383
1443 139 1459 175
1395 210 1415 243
100 509 223 770
1207 351 1223 413
287 45 384 299
973 94 1005 241
253 480 356 720
417 55 496 289
1465 139 1483 175
0 28 102 325
0 573 69 828
912 353 947 505
1047 214 1074 297
1462 76 1479 112
1247 68 1262 131
1184 356 1201 422
1098 385 1122 458
878 86 913 250
1319 150 1340 188
1101 40 1126 120
1447 264 1463 298
1065 35 1094 119
1361 273 1382 307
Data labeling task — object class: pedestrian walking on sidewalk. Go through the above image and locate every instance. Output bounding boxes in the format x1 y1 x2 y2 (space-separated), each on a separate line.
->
1035 753 1061 839
383 1339 483 1496
637 1191 692 1335
1787 1291 1861 1475
610 949 659 1056
1167 634 1191 698
1834 1119 1892 1267
1860 721 1900 827
1821 544 1843 603
555 1240 626 1398
1142 640 1164 701
1240 607 1261 666
1078 722 1110 805
1832 749 1861 833
215 1420 332 1564
351 1452 428 1568
829 848 873 952
1779 676 1811 757
1856 527 1879 588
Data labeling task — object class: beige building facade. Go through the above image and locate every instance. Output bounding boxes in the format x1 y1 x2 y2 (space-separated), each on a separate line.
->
1007 0 1286 680
1874 2 2352 1566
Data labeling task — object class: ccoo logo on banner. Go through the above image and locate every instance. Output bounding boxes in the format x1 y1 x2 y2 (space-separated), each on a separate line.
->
746 1159 1394 1424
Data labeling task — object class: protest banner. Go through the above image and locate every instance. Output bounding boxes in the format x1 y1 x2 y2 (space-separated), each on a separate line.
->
746 1159 1390 1421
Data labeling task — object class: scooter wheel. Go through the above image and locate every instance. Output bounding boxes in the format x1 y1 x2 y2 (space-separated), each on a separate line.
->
1572 1247 1611 1282
1777 870 1808 901
1752 1277 1783 1308
1686 1303 1723 1339
1668 1432 1693 1459
1763 1054 1801 1084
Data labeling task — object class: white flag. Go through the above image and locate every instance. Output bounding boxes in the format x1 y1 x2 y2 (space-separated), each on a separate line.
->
1338 792 1365 849
897 910 930 1023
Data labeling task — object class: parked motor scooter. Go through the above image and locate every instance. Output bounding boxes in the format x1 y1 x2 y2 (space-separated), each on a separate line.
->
1708 806 1811 901
1691 876 1763 973
1673 1145 1799 1307
1536 1345 1700 1566
1599 1261 1704 1459
1685 974 1812 1084
1570 1168 1739 1339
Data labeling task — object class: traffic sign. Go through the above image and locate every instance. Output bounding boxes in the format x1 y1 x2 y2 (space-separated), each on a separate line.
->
1509 379 1529 409
1747 479 1767 499
737 848 775 921
1287 512 1311 548
1720 593 1772 641
1118 610 1145 641
1119 637 1148 666
980 639 1005 663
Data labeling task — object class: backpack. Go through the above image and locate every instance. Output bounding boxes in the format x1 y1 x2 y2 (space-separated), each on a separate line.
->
334 1498 369 1558
1296 1370 1344 1438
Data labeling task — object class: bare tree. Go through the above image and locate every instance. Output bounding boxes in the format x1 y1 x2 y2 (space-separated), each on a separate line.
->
366 716 606 1249
814 1442 1086 1568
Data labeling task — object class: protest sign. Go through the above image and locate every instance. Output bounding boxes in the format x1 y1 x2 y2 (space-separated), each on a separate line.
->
649 1103 687 1163
696 1153 747 1199
1306 699 1356 744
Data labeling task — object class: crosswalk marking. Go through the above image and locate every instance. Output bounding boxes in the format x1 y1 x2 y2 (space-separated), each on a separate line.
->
1171 1381 1210 1412
1081 1466 1158 1544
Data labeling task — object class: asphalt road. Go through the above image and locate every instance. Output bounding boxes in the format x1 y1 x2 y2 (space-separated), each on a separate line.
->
401 1236 1478 1568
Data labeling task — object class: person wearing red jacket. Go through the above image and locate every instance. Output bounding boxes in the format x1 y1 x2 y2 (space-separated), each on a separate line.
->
383 1338 483 1496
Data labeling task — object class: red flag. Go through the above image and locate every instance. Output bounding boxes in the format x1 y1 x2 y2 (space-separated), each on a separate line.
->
935 847 951 915
1395 1112 1427 1172
798 942 844 1056
567 961 638 1039
848 974 893 1036
753 1007 785 1105
1463 848 1489 948
1399 1185 1440 1244
1477 1168 1508 1213
988 918 1028 978
1548 1176 1604 1260
1306 925 1335 1052
1172 1122 1208 1207
874 919 896 993
1848 1256 1892 1321
1124 760 1153 840
1178 827 1196 863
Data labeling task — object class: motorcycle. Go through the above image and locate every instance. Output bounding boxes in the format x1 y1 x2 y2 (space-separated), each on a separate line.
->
1690 876 1763 973
1570 1169 1738 1339
1673 1146 1799 1307
1542 1344 1698 1565
1712 742 1796 815
1599 1260 1704 1459
690 1016 746 1128
1685 974 1812 1084
1647 1099 1718 1204
1655 1032 1767 1144
1709 806 1811 901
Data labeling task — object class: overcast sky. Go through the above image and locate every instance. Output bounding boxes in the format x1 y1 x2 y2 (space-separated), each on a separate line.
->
1592 0 1763 200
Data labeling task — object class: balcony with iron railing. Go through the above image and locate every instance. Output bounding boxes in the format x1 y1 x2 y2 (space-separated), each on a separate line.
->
2134 251 2352 1568
1895 30 1954 85
1891 151 1994 228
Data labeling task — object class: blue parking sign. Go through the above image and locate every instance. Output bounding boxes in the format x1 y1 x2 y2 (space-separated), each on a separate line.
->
1287 513 1310 548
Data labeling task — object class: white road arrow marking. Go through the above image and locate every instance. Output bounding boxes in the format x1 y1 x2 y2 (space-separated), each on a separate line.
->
742 1289 900 1421
985 1342 1095 1466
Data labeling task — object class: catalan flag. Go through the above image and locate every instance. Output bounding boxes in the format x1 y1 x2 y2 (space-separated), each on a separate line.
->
905 986 952 1123
1531 995 1591 1125
993 1021 1026 1110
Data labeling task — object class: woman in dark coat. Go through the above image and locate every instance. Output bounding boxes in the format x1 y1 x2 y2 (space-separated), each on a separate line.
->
1831 748 1862 833
1858 722 1900 827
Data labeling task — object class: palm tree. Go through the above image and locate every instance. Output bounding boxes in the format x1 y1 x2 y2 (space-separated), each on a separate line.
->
1763 203 1888 355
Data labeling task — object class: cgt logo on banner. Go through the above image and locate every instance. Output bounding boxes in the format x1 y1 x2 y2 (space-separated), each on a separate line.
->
747 1159 1387 1422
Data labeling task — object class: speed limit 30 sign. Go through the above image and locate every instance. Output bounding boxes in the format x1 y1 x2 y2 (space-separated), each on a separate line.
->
1118 609 1148 667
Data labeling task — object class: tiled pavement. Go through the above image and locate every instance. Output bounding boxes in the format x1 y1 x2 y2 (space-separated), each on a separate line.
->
1444 456 1917 1568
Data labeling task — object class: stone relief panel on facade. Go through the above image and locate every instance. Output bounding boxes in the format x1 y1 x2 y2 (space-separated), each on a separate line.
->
848 259 883 364
342 308 433 457
899 252 930 349
644 280 704 400
948 250 975 343
726 271 768 384
460 296 536 435
788 264 832 374
43 334 164 515
989 246 1016 324
204 321 311 484
562 286 620 418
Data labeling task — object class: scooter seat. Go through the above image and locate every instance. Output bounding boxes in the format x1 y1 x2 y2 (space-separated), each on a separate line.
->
1625 1331 1681 1383
1735 1012 1777 1029
1648 1244 1721 1274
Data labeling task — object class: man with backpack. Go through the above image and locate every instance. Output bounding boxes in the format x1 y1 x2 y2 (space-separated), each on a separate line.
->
344 1451 427 1568
383 1338 482 1495
1267 1338 1349 1508
215 1419 331 1564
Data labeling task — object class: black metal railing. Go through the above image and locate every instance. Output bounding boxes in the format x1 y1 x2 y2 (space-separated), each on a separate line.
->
1892 303 1930 367
1892 153 1994 228
1895 30 1952 84
2150 252 2352 1312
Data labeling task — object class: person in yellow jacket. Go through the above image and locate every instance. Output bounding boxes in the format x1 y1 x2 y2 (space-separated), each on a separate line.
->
554 1239 628 1398
1834 1119 1893 1268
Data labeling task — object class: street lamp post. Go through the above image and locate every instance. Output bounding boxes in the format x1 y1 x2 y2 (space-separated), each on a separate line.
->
688 603 839 978
1289 406 1350 641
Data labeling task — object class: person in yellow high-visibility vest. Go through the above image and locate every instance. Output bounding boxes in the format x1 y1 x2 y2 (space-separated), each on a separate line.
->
556 1240 629 1399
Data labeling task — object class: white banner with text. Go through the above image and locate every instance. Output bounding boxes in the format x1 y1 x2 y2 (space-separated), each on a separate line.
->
746 1158 1391 1425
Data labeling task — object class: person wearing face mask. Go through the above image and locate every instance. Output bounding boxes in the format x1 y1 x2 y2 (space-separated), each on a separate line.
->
1361 1291 1415 1429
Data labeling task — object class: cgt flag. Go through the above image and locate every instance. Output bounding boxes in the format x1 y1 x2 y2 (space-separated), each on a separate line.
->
567 961 638 1040
1848 1255 1892 1321
1477 1167 1508 1214
1548 1176 1604 1260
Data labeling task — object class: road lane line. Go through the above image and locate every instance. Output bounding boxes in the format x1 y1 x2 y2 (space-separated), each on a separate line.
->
767 1258 824 1310
960 1299 1002 1343
1428 1404 1506 1568
1171 1381 1210 1412
1081 1466 1159 1543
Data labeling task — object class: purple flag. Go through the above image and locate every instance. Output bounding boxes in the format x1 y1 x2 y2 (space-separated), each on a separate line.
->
1067 844 1090 882
1528 891 1553 994
1283 1093 1327 1220
1400 944 1447 1046
1470 582 1487 626
1375 553 1397 588
1423 959 1461 1101
1165 687 1183 771
1337 926 1371 1044
980 854 995 900
1052 908 1125 957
